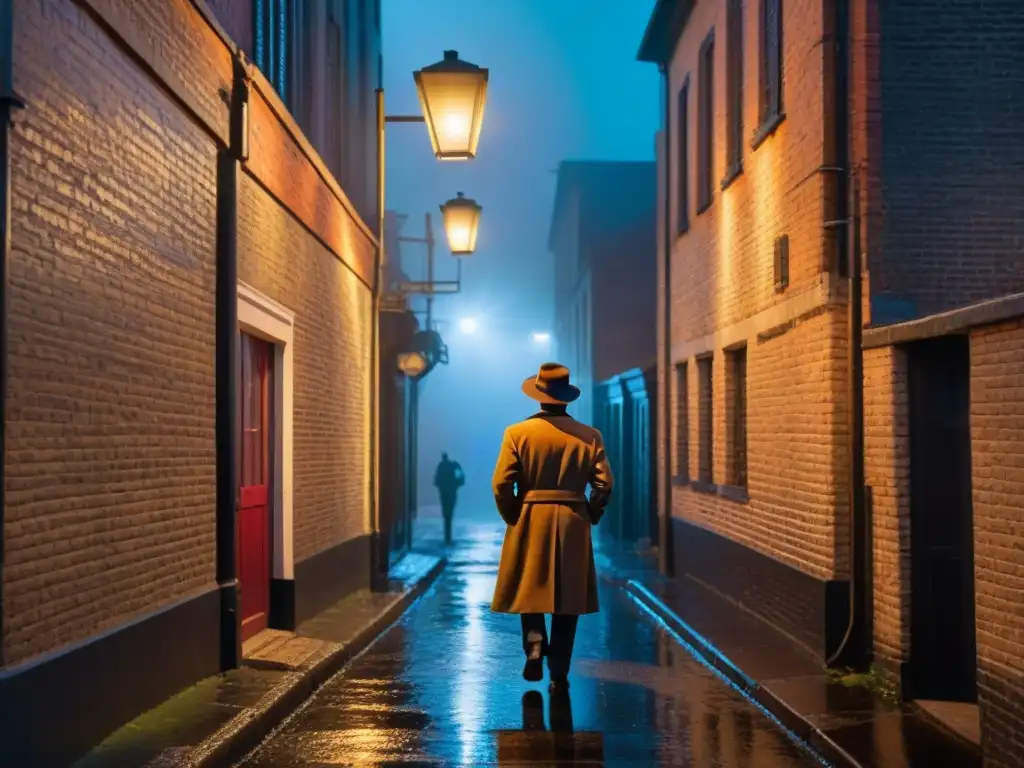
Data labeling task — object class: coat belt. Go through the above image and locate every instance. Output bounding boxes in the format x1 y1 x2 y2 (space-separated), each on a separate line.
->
521 490 588 504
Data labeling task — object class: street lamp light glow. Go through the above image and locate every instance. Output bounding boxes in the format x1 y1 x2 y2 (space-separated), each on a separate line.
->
458 317 478 334
531 332 551 344
414 50 489 160
440 192 482 255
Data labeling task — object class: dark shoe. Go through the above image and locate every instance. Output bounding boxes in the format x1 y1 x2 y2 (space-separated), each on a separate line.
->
548 676 569 692
523 642 544 682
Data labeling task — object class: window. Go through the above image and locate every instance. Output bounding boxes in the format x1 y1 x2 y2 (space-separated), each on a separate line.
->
726 347 748 489
724 0 744 181
774 234 790 292
676 79 690 234
697 356 714 484
697 31 715 212
675 363 690 480
759 0 783 127
254 0 293 105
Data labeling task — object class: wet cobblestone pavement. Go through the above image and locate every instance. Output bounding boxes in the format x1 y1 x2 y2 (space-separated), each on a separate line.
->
239 523 825 766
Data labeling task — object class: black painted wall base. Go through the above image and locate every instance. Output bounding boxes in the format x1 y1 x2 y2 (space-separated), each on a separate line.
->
270 578 296 631
294 533 372 626
671 517 850 660
0 587 220 767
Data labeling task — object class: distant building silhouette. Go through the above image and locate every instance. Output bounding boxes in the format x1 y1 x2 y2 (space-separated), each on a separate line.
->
548 160 658 426
548 161 659 549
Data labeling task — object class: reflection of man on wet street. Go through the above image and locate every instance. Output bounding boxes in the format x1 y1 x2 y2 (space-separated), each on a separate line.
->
490 363 614 691
434 452 465 545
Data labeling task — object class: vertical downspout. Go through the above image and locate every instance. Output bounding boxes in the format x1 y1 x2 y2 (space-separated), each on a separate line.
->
0 0 24 669
658 64 674 577
369 87 386 592
215 54 249 671
826 0 868 667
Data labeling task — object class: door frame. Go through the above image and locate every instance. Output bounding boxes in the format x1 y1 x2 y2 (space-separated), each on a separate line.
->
238 283 295 589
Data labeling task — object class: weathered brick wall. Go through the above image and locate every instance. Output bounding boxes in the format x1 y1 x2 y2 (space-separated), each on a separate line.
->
240 78 374 563
664 0 848 578
3 0 224 664
862 345 910 668
868 1 1024 324
237 172 370 562
676 308 848 580
970 320 1024 768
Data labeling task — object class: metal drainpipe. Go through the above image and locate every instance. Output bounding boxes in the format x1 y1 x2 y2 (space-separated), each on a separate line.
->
658 64 674 577
826 0 868 668
215 55 249 672
368 87 386 592
0 0 25 669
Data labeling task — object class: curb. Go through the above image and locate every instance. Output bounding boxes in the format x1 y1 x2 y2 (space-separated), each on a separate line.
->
187 556 447 768
623 579 861 768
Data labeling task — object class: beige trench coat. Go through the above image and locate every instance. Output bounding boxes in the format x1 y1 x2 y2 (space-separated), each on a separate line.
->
489 411 614 615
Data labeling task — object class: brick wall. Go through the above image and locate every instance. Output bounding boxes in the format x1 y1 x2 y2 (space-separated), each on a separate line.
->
3 0 377 666
862 345 910 668
868 1 1024 324
970 320 1024 768
237 168 371 562
676 308 848 580
663 0 849 580
4 0 222 664
227 65 377 563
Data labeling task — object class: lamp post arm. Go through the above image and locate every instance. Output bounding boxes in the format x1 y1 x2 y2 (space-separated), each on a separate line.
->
385 115 426 123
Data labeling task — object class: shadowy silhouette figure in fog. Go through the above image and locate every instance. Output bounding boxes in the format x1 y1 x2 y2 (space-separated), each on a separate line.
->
433 451 465 545
490 362 614 692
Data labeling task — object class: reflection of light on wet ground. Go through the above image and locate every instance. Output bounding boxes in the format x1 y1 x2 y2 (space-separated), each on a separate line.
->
241 521 825 767
454 564 497 765
626 592 832 768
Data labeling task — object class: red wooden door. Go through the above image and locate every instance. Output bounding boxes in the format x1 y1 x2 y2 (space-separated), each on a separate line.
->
239 332 272 643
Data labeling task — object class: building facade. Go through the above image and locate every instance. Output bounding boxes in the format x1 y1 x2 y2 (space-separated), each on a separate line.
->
549 160 658 427
0 0 384 763
640 0 1024 763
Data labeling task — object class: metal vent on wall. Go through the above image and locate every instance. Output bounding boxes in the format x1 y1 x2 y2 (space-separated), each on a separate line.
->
774 234 790 292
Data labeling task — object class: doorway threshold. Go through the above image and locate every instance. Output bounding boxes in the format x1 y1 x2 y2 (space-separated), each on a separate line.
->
915 700 981 747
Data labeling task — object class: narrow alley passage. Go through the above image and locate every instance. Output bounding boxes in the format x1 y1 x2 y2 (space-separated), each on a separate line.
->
238 522 824 767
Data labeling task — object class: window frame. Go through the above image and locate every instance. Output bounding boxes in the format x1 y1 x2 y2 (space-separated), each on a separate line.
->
676 77 691 235
697 355 714 485
674 362 690 482
753 0 785 148
723 0 744 187
726 346 748 491
696 30 715 214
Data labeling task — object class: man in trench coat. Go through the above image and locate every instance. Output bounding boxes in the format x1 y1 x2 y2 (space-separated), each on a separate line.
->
490 362 614 690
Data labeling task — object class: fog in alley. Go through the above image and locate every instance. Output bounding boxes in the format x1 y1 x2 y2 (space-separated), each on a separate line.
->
381 1 660 514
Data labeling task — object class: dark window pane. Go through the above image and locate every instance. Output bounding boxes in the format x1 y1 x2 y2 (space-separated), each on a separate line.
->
726 0 744 171
677 82 690 232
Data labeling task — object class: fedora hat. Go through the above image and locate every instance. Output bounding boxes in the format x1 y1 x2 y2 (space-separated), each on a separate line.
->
522 362 581 405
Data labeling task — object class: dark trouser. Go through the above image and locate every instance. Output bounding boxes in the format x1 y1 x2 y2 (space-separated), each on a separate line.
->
521 614 579 678
440 493 456 543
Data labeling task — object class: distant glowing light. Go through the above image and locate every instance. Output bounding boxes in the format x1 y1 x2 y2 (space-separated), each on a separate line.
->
531 332 551 344
458 317 478 334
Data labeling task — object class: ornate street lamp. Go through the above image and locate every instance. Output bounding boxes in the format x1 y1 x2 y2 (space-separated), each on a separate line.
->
396 330 448 380
414 50 489 160
440 192 482 255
